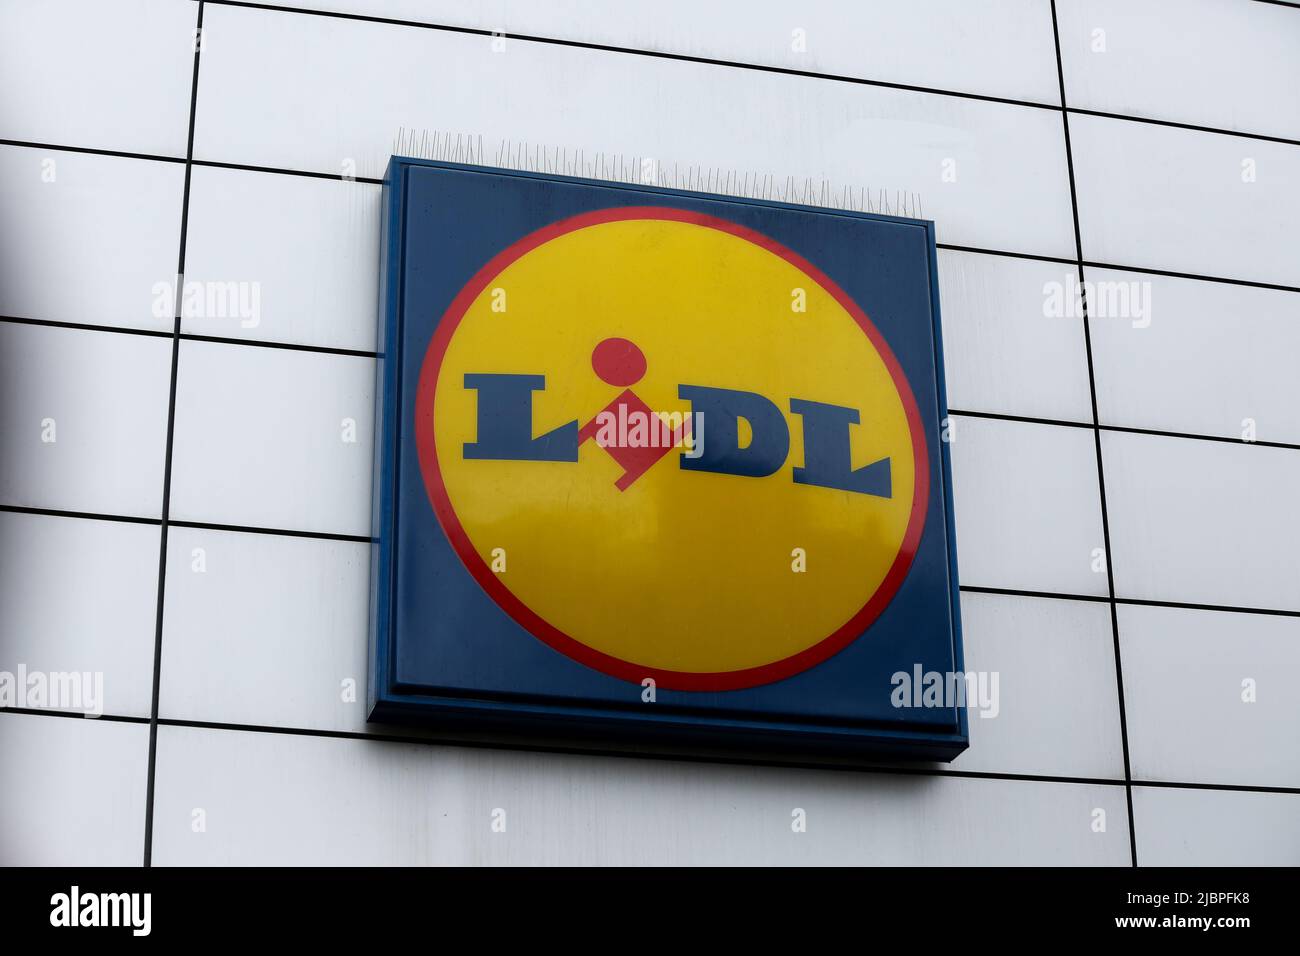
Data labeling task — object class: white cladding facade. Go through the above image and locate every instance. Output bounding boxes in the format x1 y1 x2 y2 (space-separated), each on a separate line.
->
1 0 1298 865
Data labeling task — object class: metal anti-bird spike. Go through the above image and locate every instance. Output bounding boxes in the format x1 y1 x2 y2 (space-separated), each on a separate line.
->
392 129 925 220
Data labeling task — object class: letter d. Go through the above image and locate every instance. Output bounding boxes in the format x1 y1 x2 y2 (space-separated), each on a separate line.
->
678 385 788 477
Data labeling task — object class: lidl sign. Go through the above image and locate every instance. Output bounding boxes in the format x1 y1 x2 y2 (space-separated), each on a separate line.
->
370 158 966 761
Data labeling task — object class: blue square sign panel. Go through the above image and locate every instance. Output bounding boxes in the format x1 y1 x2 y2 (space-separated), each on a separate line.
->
370 157 967 761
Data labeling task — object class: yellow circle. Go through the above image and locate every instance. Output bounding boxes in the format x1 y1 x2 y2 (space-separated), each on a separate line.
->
433 216 916 678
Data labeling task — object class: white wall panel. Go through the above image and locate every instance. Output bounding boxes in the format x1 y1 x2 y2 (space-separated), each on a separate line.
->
1120 604 1300 789
0 512 157 719
161 526 369 731
0 0 198 156
1058 0 1300 140
1070 113 1300 286
0 713 149 866
0 324 171 518
1133 787 1300 865
950 416 1108 596
192 3 1076 258
183 167 381 351
951 593 1122 779
151 724 1130 865
0 146 183 333
1103 431 1300 612
281 0 1062 105
1090 268 1300 443
937 251 1093 422
168 340 374 536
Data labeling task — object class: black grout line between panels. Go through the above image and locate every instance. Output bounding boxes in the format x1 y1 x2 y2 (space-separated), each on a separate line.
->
5 706 1300 798
946 409 1300 452
3 136 1298 294
189 0 1300 150
0 314 379 358
142 0 205 869
10 308 1299 451
1050 0 1138 868
7 502 1300 617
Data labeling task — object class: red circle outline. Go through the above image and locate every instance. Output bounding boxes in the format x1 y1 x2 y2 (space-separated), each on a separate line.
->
414 206 930 691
